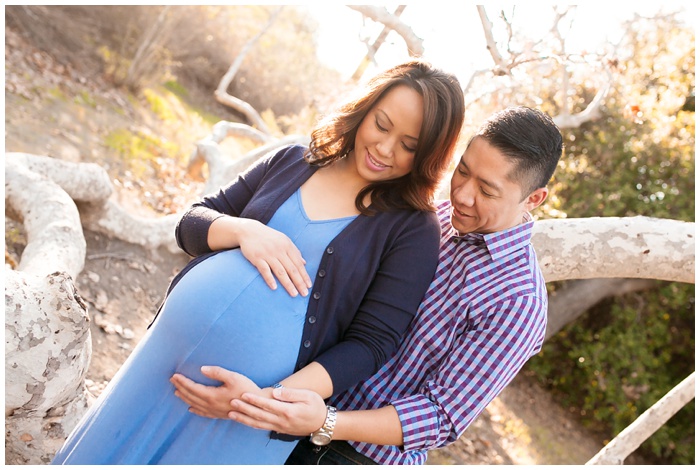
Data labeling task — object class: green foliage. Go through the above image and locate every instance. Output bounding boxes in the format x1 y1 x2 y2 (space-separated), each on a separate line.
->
552 19 696 222
47 86 68 101
163 80 219 124
528 282 694 464
104 128 181 179
142 88 178 123
97 44 131 86
553 107 694 221
74 90 97 108
163 80 188 99
4 224 25 246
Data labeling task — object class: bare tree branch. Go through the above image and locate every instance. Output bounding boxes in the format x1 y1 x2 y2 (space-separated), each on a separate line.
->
475 5 613 129
477 5 509 76
347 5 424 57
124 6 175 89
587 373 696 465
186 121 275 181
351 5 407 81
214 6 285 134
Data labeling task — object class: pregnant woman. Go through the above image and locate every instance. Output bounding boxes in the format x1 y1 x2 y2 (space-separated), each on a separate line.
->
51 59 464 465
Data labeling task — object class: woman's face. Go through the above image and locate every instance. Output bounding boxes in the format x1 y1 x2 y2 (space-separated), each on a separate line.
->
350 84 423 184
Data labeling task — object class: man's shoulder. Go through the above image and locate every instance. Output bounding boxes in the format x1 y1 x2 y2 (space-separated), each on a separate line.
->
465 242 546 303
436 200 452 217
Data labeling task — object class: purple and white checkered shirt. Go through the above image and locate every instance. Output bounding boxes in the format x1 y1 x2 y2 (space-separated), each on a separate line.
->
330 200 548 465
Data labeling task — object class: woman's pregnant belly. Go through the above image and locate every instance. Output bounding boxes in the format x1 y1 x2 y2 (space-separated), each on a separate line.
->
153 249 308 387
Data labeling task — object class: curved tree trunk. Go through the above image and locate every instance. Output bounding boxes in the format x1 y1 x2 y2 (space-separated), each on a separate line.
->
6 152 181 255
5 156 87 280
186 122 308 194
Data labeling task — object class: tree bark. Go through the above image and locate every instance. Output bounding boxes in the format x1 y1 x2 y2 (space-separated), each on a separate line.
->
6 152 182 255
5 270 93 464
532 216 694 284
192 134 310 195
79 199 181 254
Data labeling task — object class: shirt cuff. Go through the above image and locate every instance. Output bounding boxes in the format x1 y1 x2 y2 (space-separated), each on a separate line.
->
392 395 441 451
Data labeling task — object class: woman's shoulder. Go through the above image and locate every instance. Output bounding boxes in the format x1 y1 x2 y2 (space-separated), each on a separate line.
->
270 144 308 161
364 207 441 238
261 144 311 173
379 205 440 222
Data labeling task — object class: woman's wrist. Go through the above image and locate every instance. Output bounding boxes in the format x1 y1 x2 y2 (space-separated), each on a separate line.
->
208 216 253 250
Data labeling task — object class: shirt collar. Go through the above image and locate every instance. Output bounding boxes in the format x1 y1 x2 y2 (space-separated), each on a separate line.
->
449 212 535 260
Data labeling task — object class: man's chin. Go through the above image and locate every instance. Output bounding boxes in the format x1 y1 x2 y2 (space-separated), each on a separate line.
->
450 216 471 235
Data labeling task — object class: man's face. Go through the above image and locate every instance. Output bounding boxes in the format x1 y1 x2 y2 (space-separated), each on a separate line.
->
449 136 547 235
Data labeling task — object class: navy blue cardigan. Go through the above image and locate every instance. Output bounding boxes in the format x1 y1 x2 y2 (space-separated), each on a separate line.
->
169 145 440 394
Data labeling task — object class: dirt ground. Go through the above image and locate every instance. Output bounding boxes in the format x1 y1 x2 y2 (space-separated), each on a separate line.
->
5 24 643 465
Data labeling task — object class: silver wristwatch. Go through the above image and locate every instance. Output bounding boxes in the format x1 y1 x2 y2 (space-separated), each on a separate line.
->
309 405 337 446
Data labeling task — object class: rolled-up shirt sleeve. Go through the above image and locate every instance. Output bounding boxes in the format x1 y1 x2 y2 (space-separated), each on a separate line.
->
392 293 547 451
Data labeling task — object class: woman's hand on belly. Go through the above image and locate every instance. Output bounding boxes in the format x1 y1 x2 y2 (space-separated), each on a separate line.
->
171 366 262 420
234 218 313 298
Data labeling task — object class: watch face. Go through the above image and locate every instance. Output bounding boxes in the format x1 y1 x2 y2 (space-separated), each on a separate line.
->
310 433 331 446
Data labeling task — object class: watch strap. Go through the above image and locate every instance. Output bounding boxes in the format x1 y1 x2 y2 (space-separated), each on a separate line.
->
310 405 337 445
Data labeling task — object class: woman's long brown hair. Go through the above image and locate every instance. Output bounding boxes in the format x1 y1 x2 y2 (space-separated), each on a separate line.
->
306 59 465 214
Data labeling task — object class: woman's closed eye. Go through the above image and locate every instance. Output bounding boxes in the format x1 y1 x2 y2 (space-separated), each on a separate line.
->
402 142 417 152
375 118 388 132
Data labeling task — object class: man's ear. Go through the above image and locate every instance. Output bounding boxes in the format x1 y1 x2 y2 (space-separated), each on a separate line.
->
524 187 548 211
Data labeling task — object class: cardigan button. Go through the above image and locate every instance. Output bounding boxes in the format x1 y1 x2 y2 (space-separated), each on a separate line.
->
326 246 334 254
308 316 316 324
318 269 326 278
303 340 311 348
313 292 321 300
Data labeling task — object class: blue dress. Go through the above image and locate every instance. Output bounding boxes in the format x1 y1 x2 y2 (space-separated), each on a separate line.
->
52 189 355 465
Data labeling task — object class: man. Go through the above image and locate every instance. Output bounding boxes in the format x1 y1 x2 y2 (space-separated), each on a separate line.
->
171 106 564 465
